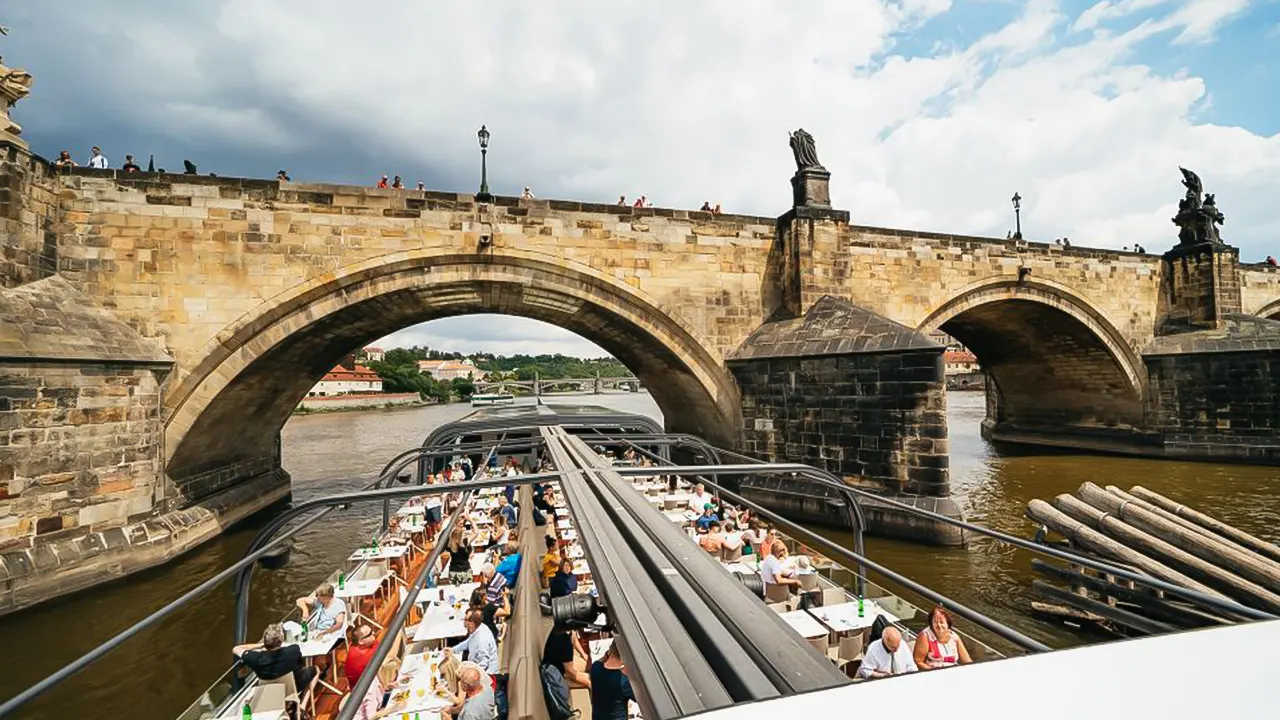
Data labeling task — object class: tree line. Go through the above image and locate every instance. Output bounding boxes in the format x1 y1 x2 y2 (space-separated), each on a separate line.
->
363 346 633 401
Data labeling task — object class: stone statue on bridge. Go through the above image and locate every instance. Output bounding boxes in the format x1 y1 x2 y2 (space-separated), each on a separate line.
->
788 128 824 171
1172 167 1225 246
0 24 33 144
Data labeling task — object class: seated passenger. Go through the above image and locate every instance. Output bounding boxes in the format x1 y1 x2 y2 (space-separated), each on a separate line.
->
698 522 725 553
444 665 495 720
590 640 636 720
549 558 578 598
497 494 518 526
914 606 973 670
447 609 499 678
760 543 801 591
295 583 347 637
469 586 509 637
480 563 507 604
494 541 522 587
232 622 318 694
542 627 591 689
540 535 561 588
688 483 713 513
721 521 744 553
858 626 918 679
344 623 379 690
694 504 719 532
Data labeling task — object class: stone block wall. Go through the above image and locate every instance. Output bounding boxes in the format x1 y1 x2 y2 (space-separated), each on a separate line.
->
1159 244 1242 331
1145 350 1280 463
0 147 58 288
730 350 949 496
0 363 167 550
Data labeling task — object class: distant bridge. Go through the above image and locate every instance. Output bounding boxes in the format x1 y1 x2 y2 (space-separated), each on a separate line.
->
473 375 642 395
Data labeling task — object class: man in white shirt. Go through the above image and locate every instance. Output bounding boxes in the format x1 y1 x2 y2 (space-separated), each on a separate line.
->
87 146 109 169
448 608 499 676
688 483 713 513
759 543 801 590
857 627 918 679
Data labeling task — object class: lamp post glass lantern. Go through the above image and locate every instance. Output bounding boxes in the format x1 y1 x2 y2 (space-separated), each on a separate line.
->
1011 192 1023 239
476 125 492 202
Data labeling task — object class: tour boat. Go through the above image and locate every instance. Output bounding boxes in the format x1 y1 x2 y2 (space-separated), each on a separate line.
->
9 405 1275 720
470 392 515 407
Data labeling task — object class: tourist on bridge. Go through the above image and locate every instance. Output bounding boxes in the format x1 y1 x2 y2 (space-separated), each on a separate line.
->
231 622 319 698
87 146 109 169
521 186 535 199
122 155 141 173
54 150 76 167
294 583 348 636
914 606 973 670
858 626 918 679
376 174 389 188
447 608 499 679
590 640 635 720
391 175 404 189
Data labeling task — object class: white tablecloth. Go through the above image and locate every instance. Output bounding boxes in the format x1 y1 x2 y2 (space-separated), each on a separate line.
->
335 576 387 600
413 605 468 642
777 610 829 639
809 600 898 633
349 545 409 562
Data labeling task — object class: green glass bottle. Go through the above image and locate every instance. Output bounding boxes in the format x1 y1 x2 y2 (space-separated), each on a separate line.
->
857 595 865 618
338 571 345 590
301 619 309 642
242 701 253 719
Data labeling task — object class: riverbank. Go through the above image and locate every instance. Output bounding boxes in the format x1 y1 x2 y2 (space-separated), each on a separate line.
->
294 392 426 414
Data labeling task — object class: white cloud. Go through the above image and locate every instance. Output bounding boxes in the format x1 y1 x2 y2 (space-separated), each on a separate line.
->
374 316 610 358
6 0 1278 266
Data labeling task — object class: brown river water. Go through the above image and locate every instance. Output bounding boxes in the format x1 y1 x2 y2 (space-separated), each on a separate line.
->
2 392 1277 718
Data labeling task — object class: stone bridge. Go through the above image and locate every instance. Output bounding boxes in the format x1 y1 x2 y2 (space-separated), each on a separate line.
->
4 137 1280 612
473 376 641 395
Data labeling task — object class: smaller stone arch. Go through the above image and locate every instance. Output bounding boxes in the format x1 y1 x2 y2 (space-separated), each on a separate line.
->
919 278 1147 432
1256 298 1280 320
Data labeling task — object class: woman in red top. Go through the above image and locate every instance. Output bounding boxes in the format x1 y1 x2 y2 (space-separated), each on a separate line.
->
913 606 972 670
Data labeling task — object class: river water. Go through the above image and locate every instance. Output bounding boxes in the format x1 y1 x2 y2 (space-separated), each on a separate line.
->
2 392 1278 718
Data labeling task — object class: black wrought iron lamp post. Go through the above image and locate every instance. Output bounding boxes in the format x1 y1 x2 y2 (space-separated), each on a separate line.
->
476 125 492 203
1011 192 1023 240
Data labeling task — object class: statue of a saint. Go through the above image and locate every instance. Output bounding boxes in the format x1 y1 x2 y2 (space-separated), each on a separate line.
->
788 128 823 172
1171 167 1225 246
0 24 33 140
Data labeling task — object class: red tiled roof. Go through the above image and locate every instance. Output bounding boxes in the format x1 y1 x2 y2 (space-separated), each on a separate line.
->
944 350 977 364
364 346 384 352
320 364 381 382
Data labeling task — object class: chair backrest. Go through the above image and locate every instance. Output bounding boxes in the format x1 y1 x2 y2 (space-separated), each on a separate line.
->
806 634 830 654
720 543 743 562
764 582 791 604
663 498 679 510
259 672 298 703
821 588 846 607
798 573 819 592
767 602 788 614
838 634 864 661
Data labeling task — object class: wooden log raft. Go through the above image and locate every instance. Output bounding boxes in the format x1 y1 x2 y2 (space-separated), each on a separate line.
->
1103 485 1271 566
1025 499 1225 600
1130 486 1280 564
1078 483 1280 596
1055 493 1280 613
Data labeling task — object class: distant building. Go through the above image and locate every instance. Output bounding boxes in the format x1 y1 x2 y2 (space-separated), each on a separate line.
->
309 363 383 396
417 358 476 381
944 350 978 376
362 346 385 362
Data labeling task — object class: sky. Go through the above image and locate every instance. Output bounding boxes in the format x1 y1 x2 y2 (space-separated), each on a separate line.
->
4 0 1279 358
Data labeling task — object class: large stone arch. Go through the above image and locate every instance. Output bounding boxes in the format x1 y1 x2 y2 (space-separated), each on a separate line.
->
164 248 740 481
918 278 1147 432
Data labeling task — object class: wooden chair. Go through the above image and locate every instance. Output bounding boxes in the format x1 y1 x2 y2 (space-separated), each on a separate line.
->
821 588 846 607
806 634 830 654
767 602 788 614
719 543 744 562
797 572 819 593
764 582 791 604
259 670 315 719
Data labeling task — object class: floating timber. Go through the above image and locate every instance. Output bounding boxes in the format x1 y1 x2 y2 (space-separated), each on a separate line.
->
1025 484 1280 636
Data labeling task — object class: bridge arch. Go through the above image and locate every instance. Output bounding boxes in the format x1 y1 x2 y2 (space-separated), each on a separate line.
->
1256 298 1280 320
918 278 1147 433
165 248 740 479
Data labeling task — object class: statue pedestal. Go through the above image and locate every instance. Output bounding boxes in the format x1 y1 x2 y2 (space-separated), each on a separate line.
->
791 167 831 209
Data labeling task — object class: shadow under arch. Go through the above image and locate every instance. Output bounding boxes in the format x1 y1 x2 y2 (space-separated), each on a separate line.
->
918 278 1147 432
165 249 741 478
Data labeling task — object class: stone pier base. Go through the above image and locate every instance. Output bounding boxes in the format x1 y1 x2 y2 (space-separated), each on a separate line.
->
0 469 290 616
